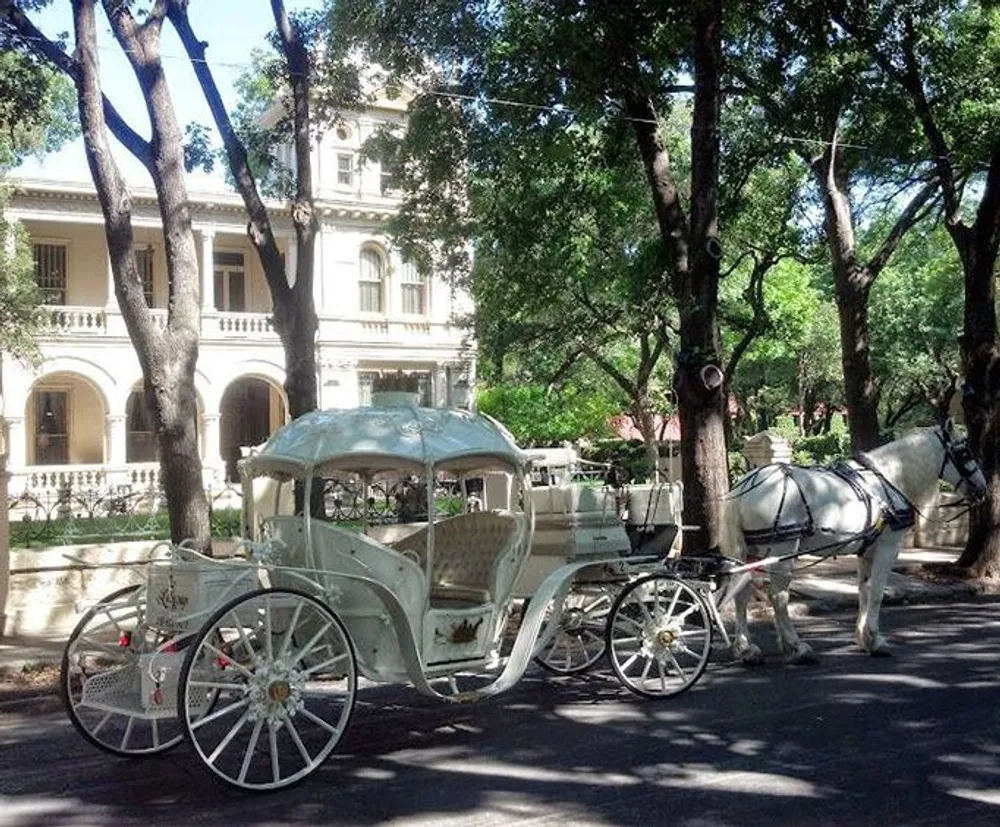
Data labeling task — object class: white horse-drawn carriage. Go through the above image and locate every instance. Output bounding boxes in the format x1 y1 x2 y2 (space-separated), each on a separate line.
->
59 401 987 791
60 401 704 790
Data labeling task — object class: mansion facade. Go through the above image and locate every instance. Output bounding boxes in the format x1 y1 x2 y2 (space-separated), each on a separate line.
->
1 95 474 499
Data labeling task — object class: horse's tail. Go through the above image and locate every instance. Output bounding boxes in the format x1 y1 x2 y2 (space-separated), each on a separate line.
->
718 486 748 562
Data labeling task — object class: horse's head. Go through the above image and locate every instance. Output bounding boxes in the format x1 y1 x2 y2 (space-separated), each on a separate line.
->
937 420 987 503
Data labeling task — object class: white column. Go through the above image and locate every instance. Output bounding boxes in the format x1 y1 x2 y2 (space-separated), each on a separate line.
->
434 362 449 408
1 451 10 636
5 417 26 470
310 231 324 312
105 414 127 467
202 412 221 467
286 233 298 288
200 230 216 312
105 252 116 308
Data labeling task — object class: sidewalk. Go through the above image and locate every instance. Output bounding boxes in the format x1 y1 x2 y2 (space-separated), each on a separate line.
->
0 546 983 677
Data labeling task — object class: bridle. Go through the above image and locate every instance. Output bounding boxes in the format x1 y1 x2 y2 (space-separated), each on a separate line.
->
936 427 985 503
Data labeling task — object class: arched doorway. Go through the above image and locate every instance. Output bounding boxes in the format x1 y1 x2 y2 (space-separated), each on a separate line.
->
220 377 286 481
125 389 156 463
26 373 107 466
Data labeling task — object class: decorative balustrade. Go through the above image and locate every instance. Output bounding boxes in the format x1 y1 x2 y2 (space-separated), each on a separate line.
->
216 312 276 338
45 307 107 334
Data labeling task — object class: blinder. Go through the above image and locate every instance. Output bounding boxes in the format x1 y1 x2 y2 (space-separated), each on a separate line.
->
937 428 985 502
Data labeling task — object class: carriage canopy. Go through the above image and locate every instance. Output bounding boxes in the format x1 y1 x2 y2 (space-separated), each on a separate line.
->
242 404 529 480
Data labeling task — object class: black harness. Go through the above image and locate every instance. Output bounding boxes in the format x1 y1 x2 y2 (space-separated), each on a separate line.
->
734 457 915 555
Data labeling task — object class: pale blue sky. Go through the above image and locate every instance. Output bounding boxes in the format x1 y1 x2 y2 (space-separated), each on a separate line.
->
16 0 321 188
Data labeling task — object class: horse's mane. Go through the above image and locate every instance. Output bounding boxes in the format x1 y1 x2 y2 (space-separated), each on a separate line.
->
863 426 942 507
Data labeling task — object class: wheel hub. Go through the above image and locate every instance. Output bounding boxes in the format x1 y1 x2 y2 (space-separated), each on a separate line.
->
640 618 682 660
561 607 585 634
245 659 304 723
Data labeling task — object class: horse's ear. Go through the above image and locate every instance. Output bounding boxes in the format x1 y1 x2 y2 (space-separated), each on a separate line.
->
943 417 955 438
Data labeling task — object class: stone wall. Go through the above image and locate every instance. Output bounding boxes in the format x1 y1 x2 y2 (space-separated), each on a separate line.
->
3 538 239 639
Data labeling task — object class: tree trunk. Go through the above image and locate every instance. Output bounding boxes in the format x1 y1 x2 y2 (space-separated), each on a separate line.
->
170 0 319 425
630 397 661 482
812 147 880 452
72 0 209 549
625 0 728 553
956 247 1000 576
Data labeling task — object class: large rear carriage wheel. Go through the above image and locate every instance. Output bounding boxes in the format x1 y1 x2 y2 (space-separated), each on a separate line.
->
179 588 357 791
61 584 185 756
606 574 712 698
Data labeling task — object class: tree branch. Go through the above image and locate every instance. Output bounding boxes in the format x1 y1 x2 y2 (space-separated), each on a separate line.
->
165 0 289 301
865 178 939 276
0 0 151 166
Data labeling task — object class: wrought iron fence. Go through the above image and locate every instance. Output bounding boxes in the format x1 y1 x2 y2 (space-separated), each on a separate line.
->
7 475 475 549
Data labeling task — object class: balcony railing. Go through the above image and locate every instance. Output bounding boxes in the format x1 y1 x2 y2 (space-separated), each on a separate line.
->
46 307 107 334
215 311 276 338
10 463 161 498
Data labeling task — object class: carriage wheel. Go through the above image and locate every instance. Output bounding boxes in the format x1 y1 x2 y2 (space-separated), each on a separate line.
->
61 584 185 756
179 588 357 791
606 574 713 699
534 582 616 674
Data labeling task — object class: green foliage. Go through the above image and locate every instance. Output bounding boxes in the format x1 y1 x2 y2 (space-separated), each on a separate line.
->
0 49 78 170
0 186 46 364
792 432 850 465
869 219 963 429
580 439 655 485
476 382 618 447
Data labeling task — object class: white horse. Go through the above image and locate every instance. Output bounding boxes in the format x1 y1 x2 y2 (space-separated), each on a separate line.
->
720 422 986 665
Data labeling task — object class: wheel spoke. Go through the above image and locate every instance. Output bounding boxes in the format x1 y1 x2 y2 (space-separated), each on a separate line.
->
298 705 342 737
269 723 281 784
264 595 273 661
291 621 333 665
203 643 253 678
300 652 349 678
278 601 304 660
120 715 134 751
188 679 247 691
191 697 249 731
90 711 113 736
238 718 265 784
285 714 313 766
208 710 251 766
229 612 257 661
619 652 641 672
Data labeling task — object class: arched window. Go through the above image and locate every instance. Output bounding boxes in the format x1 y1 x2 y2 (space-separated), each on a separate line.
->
400 260 427 315
359 247 386 313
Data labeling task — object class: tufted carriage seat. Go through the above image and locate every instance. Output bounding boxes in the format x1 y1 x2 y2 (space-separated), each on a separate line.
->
388 511 523 607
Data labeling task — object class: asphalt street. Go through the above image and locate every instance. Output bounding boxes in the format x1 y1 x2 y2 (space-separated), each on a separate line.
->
3 598 1000 827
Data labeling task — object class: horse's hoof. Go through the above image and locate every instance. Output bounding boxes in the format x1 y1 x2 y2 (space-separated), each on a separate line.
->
868 644 892 658
737 645 764 667
788 647 819 666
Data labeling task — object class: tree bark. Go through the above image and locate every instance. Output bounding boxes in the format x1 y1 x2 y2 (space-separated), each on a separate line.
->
168 0 318 422
627 0 728 552
68 0 209 550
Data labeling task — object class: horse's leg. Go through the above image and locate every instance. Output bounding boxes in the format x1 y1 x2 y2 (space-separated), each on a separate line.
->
855 536 900 656
768 552 818 665
732 565 764 666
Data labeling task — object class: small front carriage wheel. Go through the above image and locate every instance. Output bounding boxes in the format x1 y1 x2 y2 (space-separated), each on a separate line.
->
606 574 713 699
179 588 357 791
534 582 616 674
61 584 185 756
